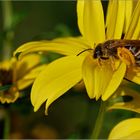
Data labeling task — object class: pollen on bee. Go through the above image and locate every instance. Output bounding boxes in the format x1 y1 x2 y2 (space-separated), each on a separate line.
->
117 47 136 66
97 57 119 71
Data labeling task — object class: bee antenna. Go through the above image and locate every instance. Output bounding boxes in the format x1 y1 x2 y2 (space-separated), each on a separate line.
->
77 48 93 56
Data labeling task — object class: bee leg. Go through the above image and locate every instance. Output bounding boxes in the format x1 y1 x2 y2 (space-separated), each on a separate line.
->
109 57 116 71
97 58 102 67
110 57 122 71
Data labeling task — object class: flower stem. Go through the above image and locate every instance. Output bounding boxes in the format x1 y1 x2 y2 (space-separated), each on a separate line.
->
90 100 107 139
2 0 14 60
3 110 10 139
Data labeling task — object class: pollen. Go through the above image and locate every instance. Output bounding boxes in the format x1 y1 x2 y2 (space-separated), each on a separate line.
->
117 47 136 66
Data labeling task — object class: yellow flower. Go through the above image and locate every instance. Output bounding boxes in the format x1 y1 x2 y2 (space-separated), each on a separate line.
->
108 118 140 139
14 0 140 114
0 54 46 103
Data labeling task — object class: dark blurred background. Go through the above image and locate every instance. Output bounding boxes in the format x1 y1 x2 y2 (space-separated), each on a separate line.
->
0 1 79 49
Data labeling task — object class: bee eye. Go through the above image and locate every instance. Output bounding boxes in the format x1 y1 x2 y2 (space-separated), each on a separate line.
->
93 45 103 58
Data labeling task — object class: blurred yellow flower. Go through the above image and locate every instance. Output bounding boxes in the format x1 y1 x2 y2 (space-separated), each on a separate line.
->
0 54 46 103
108 118 140 139
14 0 140 114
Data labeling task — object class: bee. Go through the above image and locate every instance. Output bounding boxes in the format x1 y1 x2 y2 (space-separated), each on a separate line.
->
93 40 140 66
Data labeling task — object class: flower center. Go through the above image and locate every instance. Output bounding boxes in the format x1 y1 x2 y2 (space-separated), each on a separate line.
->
0 69 13 86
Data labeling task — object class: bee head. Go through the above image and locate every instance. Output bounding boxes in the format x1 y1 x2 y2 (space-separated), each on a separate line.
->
93 44 103 59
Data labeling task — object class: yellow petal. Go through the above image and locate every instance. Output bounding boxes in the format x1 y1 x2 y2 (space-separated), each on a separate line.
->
125 67 140 85
14 37 90 59
15 54 43 81
82 55 126 100
31 56 84 113
17 79 34 90
77 0 84 35
106 0 117 39
123 0 133 34
122 131 140 139
105 0 112 29
108 118 140 139
106 0 125 39
82 55 97 99
102 61 126 100
131 17 140 39
83 0 105 46
125 0 140 39
0 59 13 70
17 65 47 90
82 55 112 99
108 82 140 113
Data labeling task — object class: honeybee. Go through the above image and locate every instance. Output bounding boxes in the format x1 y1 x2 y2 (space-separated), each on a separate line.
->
93 40 140 66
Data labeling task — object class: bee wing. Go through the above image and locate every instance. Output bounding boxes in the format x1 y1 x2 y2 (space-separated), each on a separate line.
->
104 40 140 49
